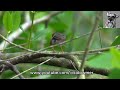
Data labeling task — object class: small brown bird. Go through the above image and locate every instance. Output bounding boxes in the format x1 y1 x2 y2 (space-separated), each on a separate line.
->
50 32 66 53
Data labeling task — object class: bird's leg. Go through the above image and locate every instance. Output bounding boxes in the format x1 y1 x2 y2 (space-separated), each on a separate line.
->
52 47 55 53
60 45 64 54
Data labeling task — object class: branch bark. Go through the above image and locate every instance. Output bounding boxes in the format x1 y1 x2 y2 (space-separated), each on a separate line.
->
0 60 24 79
0 50 110 76
0 57 109 76
1 44 120 61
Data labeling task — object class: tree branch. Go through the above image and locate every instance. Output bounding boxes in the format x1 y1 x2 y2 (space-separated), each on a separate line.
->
0 34 35 52
1 44 120 60
0 11 63 50
0 57 109 76
77 12 100 79
0 60 24 79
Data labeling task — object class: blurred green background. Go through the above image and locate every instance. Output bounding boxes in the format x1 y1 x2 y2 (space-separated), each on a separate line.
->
0 11 120 79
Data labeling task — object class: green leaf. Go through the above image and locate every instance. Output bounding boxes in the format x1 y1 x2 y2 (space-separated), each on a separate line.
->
34 12 47 19
110 46 120 79
49 20 67 30
86 52 112 69
12 11 21 30
109 68 120 79
110 48 120 68
49 11 73 31
111 35 120 46
3 11 13 32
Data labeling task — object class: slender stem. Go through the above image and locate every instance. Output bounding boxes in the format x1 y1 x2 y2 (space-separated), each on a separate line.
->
37 27 102 52
0 34 35 52
0 27 102 53
28 11 35 49
0 11 63 50
2 32 9 52
99 30 102 48
77 12 99 79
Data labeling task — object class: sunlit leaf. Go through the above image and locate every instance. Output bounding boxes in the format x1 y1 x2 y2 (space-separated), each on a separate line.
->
34 12 47 19
86 52 112 69
110 48 120 68
49 20 68 30
12 11 21 30
3 11 13 32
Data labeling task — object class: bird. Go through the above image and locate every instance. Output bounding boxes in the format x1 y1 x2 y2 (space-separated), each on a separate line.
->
50 32 66 53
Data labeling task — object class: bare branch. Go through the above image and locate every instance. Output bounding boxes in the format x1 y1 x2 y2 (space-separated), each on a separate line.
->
25 11 31 22
1 44 120 60
0 57 109 76
0 60 24 79
77 12 100 79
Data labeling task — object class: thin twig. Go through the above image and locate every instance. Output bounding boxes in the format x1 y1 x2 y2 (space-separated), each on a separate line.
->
0 27 102 52
1 45 119 61
28 11 35 49
0 11 63 50
11 57 54 79
0 34 35 52
37 27 102 52
99 30 102 48
77 12 100 79
0 43 27 51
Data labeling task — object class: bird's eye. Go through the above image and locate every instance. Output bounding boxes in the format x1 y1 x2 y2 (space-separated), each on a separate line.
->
112 16 115 18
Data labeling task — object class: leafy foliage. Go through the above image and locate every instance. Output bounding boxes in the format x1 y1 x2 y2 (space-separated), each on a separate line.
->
12 11 21 30
1 11 120 79
3 11 13 32
110 48 120 68
86 52 112 70
108 68 120 79
108 48 120 79
3 11 21 32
